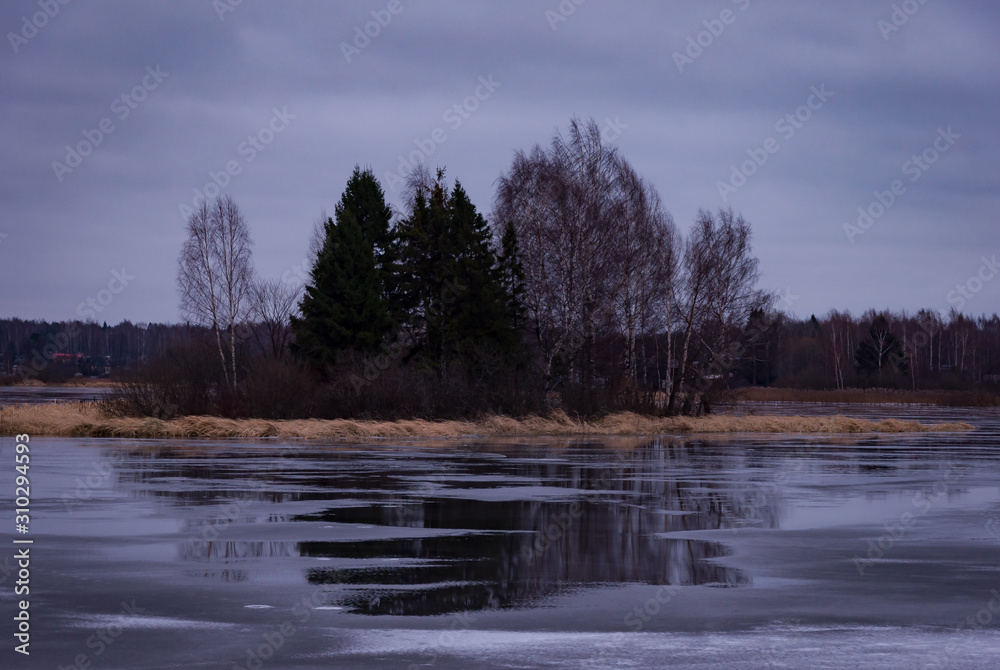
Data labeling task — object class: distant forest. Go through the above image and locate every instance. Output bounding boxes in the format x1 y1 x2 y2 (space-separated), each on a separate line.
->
4 118 998 418
4 308 998 393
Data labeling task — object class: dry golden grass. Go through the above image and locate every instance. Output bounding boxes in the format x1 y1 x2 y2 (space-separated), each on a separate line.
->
736 386 1000 406
0 377 116 388
0 402 973 439
7 378 44 387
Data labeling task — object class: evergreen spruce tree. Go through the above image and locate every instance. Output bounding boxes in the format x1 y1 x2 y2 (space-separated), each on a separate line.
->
393 170 518 372
496 220 527 338
447 182 512 356
394 173 451 367
335 165 394 280
291 170 394 368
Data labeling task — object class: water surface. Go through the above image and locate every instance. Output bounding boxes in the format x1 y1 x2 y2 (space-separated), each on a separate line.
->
2 403 999 668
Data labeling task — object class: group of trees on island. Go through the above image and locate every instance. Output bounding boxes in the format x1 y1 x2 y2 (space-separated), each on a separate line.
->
148 117 776 419
3 117 998 417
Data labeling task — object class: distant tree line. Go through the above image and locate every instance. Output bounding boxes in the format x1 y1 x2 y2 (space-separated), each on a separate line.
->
6 307 998 397
746 309 1000 391
1 318 173 380
6 117 998 417
0 319 289 383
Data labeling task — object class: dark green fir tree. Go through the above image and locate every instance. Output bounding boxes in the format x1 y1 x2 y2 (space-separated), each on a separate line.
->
291 170 394 368
393 170 519 371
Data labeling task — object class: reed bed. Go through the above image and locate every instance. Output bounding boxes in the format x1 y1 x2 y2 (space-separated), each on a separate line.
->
0 402 973 439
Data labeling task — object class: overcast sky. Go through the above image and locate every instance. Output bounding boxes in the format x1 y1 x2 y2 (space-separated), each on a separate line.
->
1 0 997 325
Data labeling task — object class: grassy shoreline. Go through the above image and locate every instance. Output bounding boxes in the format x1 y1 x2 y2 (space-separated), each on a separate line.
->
0 378 117 388
5 380 998 406
5 380 998 404
0 401 974 439
735 386 1000 406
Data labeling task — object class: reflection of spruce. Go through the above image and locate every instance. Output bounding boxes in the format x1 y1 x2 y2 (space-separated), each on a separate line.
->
302 446 762 614
157 437 770 615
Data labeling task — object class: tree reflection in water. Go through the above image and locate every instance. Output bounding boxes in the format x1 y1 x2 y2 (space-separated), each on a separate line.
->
125 438 779 615
294 439 767 615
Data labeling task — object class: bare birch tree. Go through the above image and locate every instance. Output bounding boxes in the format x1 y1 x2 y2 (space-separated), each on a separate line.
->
496 118 669 386
497 120 771 414
178 200 227 385
667 209 770 413
177 195 254 388
608 158 676 382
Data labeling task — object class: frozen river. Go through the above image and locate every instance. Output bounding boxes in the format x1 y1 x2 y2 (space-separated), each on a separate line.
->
2 403 999 668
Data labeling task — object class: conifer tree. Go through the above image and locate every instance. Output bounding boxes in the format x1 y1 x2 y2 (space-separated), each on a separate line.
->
497 220 527 337
447 182 512 356
291 170 393 367
393 170 518 371
335 165 394 280
394 173 452 367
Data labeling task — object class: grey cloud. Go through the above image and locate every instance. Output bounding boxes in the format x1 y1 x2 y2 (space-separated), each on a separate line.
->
1 0 997 323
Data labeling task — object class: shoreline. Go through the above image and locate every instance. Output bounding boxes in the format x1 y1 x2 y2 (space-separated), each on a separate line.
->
0 401 975 439
0 378 116 388
735 386 1000 406
4 381 999 405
